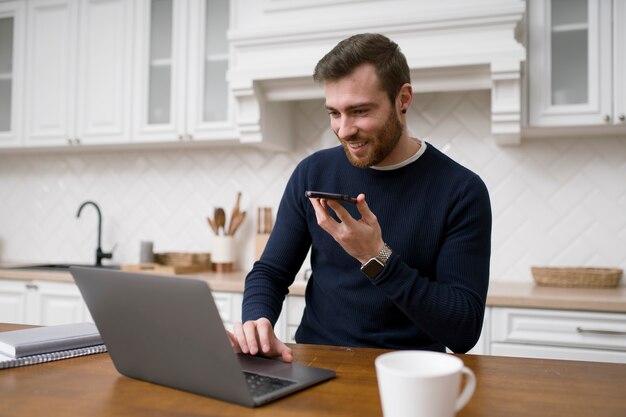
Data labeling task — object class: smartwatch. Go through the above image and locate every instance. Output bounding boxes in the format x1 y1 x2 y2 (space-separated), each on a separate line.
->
360 243 392 279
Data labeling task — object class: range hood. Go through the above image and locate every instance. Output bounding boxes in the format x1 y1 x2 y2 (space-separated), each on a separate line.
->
228 0 526 150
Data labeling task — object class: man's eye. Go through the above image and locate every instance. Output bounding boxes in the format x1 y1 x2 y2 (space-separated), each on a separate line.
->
353 108 368 115
327 111 340 118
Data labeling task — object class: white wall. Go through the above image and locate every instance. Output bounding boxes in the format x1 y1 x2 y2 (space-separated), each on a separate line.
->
1 90 625 283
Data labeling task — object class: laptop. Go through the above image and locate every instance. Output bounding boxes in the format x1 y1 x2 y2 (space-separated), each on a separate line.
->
70 267 335 407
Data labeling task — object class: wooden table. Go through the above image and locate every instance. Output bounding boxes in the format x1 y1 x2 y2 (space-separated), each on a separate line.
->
1 323 625 417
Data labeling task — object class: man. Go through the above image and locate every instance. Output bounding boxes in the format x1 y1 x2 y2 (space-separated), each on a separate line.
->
228 33 492 362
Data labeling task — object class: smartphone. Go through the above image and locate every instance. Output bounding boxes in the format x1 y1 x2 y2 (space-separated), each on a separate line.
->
305 191 357 204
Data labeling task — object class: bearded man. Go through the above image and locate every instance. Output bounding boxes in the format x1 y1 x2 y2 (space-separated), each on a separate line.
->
229 33 492 362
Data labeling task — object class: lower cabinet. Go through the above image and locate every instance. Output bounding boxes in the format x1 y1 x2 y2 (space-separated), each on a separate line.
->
3 278 625 364
0 279 92 325
489 307 626 364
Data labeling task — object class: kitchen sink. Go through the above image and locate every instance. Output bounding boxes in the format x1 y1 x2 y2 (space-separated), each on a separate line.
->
7 263 120 271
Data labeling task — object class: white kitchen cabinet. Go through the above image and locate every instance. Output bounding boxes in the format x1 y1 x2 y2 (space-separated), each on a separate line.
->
271 294 305 344
527 0 626 128
0 278 29 324
31 281 93 325
212 290 242 332
23 0 133 148
490 307 626 364
133 0 236 144
0 279 92 326
0 1 25 148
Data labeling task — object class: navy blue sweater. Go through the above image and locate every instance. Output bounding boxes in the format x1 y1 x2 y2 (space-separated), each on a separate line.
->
242 143 492 353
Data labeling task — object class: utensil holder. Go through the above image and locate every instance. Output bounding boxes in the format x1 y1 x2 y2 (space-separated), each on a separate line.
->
212 235 236 273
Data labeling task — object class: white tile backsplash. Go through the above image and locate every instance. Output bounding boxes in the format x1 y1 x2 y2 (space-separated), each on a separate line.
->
1 91 625 284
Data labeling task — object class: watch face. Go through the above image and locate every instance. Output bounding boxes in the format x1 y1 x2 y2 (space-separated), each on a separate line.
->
361 258 384 279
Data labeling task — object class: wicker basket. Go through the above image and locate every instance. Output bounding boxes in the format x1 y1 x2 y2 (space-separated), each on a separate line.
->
531 267 623 288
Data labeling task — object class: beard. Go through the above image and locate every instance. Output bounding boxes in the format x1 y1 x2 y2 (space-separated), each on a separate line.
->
338 107 404 168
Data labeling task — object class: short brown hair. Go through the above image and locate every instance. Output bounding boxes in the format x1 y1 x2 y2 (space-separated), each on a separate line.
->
313 33 411 103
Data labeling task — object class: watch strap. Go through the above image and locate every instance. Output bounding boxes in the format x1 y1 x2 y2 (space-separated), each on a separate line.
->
375 243 392 265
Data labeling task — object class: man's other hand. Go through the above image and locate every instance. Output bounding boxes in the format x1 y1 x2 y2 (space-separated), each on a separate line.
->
227 318 293 363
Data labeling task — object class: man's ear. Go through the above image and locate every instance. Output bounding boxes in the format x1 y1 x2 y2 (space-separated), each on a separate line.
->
397 83 413 114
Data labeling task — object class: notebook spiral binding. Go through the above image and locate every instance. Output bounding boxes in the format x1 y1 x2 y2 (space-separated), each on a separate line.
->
0 344 107 370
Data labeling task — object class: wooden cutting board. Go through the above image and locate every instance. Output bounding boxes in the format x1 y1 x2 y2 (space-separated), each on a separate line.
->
121 263 211 275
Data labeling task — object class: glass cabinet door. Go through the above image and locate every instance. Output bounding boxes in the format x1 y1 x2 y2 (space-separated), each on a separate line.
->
134 0 183 142
202 0 229 123
147 0 173 125
528 0 612 127
550 0 588 106
0 2 24 146
0 17 14 133
135 0 233 143
186 0 235 141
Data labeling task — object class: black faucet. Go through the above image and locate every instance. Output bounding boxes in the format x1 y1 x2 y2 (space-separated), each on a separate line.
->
76 201 113 266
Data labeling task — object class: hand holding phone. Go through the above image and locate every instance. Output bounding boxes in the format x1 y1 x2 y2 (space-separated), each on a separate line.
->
305 191 357 204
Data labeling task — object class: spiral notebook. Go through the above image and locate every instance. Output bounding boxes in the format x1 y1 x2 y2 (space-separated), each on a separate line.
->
0 344 107 369
0 322 107 370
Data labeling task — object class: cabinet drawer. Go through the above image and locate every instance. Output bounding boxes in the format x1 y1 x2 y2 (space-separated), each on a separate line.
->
492 307 626 351
491 342 626 364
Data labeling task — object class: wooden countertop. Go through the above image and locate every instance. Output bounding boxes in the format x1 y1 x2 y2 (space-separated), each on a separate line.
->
2 322 626 417
1 265 625 313
486 281 626 313
0 264 309 295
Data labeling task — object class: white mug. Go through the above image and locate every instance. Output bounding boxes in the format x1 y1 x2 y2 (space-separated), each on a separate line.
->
375 351 476 417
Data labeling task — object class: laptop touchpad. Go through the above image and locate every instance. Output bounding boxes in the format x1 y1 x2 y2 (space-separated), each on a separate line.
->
237 354 292 374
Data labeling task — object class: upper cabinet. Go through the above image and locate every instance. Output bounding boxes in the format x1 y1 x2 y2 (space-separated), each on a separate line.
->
527 0 626 128
1 0 233 150
23 0 133 147
0 1 25 148
133 0 235 144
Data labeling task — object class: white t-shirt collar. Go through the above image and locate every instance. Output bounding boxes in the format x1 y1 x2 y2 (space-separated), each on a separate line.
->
371 139 427 171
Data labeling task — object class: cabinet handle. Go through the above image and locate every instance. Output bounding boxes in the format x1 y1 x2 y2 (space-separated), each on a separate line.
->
75 138 81 145
25 283 38 290
576 326 626 336
67 138 73 145
603 114 611 122
619 114 625 122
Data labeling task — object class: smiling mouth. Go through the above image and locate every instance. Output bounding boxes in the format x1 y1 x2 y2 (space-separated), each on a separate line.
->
346 141 366 149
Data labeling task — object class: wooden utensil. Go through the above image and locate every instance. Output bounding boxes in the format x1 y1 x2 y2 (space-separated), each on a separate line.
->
214 207 226 236
264 207 273 233
207 217 218 235
229 210 246 236
228 192 242 236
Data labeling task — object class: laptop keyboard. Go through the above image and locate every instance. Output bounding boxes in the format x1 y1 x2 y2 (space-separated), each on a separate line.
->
244 372 296 397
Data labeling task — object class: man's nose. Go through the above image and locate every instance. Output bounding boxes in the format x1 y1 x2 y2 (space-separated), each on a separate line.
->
335 117 358 140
